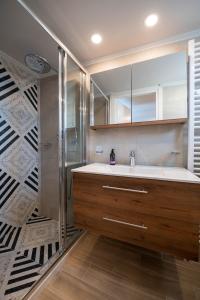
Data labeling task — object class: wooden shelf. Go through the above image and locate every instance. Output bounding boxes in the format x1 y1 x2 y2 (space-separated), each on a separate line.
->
90 118 187 130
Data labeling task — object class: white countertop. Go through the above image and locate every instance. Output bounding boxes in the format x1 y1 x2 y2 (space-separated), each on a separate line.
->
72 163 200 184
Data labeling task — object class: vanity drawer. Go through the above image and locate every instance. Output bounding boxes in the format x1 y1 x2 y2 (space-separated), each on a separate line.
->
74 203 199 260
73 172 200 223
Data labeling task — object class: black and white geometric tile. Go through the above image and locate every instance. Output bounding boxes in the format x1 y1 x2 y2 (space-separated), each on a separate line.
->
24 85 38 112
0 168 20 210
0 61 19 102
0 114 20 156
24 126 38 153
26 207 51 225
0 95 36 136
0 50 40 227
0 221 21 254
0 50 41 299
0 185 37 226
0 207 81 300
4 241 59 297
0 52 39 91
24 166 39 194
1 140 36 182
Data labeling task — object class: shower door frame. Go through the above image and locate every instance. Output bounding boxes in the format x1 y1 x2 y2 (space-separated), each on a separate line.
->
60 52 87 249
58 48 87 250
15 0 88 295
17 0 88 252
58 47 67 251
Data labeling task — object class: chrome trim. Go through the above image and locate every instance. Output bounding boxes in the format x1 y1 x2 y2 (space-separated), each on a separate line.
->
17 0 88 75
102 185 148 194
102 217 148 230
90 81 95 126
81 72 87 163
63 50 68 246
90 78 110 102
58 47 66 251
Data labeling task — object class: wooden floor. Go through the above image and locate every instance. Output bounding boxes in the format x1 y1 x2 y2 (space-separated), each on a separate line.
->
30 232 200 300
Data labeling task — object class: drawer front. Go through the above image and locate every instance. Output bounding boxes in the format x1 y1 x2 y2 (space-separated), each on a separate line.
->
73 172 200 223
74 203 199 260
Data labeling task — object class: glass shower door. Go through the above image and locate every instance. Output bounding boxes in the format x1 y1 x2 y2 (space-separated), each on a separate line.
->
64 55 86 248
0 2 63 297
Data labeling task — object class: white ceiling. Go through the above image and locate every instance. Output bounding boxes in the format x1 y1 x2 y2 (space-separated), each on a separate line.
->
23 0 200 64
0 0 59 75
0 0 200 68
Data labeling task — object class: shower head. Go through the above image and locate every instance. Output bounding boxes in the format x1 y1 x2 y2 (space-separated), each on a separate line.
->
24 53 51 74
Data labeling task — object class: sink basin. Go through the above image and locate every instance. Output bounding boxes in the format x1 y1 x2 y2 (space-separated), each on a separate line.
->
72 163 200 183
80 164 165 176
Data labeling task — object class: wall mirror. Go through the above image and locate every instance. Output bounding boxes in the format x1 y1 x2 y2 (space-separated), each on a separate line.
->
90 51 187 127
132 52 187 122
91 64 132 125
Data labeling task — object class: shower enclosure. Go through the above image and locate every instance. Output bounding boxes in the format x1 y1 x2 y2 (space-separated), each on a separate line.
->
0 1 87 299
59 50 86 250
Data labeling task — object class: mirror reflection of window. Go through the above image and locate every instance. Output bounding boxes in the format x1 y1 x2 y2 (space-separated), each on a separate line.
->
94 96 108 125
110 93 131 124
132 92 157 122
162 83 187 120
132 52 187 121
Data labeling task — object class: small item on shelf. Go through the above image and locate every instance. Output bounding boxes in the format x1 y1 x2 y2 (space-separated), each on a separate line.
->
110 149 116 165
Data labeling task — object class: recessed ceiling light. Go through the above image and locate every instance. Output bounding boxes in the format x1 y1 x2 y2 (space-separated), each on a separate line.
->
91 33 102 44
145 14 158 27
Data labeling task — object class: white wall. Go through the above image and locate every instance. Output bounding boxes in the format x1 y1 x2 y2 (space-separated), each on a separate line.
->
88 124 188 167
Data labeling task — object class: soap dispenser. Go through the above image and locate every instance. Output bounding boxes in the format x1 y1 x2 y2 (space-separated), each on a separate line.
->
110 149 116 165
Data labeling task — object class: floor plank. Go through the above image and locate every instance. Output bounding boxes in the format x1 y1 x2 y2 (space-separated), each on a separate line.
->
30 232 200 300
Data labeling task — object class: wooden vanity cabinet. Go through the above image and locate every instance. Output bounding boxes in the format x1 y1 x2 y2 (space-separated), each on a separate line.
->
73 172 200 261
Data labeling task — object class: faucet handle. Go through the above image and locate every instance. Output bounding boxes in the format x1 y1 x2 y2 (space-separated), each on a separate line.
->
129 150 135 157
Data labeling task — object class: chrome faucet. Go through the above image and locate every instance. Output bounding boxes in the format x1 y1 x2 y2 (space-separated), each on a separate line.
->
129 150 136 167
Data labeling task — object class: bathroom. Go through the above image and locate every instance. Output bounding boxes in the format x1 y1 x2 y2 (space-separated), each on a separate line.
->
0 0 200 299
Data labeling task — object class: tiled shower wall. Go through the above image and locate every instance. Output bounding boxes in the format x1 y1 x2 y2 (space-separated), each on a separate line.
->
0 51 40 226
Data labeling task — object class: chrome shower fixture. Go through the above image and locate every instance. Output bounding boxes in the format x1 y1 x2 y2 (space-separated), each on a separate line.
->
24 53 51 74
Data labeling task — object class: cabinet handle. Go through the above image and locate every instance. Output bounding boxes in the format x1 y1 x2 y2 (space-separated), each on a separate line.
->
102 217 148 230
102 185 148 194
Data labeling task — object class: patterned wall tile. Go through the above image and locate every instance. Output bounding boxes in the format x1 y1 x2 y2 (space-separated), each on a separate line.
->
0 253 13 289
24 167 39 193
0 51 39 90
24 84 38 112
0 95 36 135
0 50 40 226
21 220 58 248
0 186 37 226
0 221 22 254
0 62 19 102
0 115 19 156
0 168 20 210
1 140 36 181
24 126 38 153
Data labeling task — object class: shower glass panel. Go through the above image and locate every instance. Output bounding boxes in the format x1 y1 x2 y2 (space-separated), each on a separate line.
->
64 55 86 246
0 1 86 298
0 2 63 298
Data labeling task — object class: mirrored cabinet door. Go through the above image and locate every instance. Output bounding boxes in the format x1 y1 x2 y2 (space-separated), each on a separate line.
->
90 51 188 128
91 64 132 125
132 52 188 122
